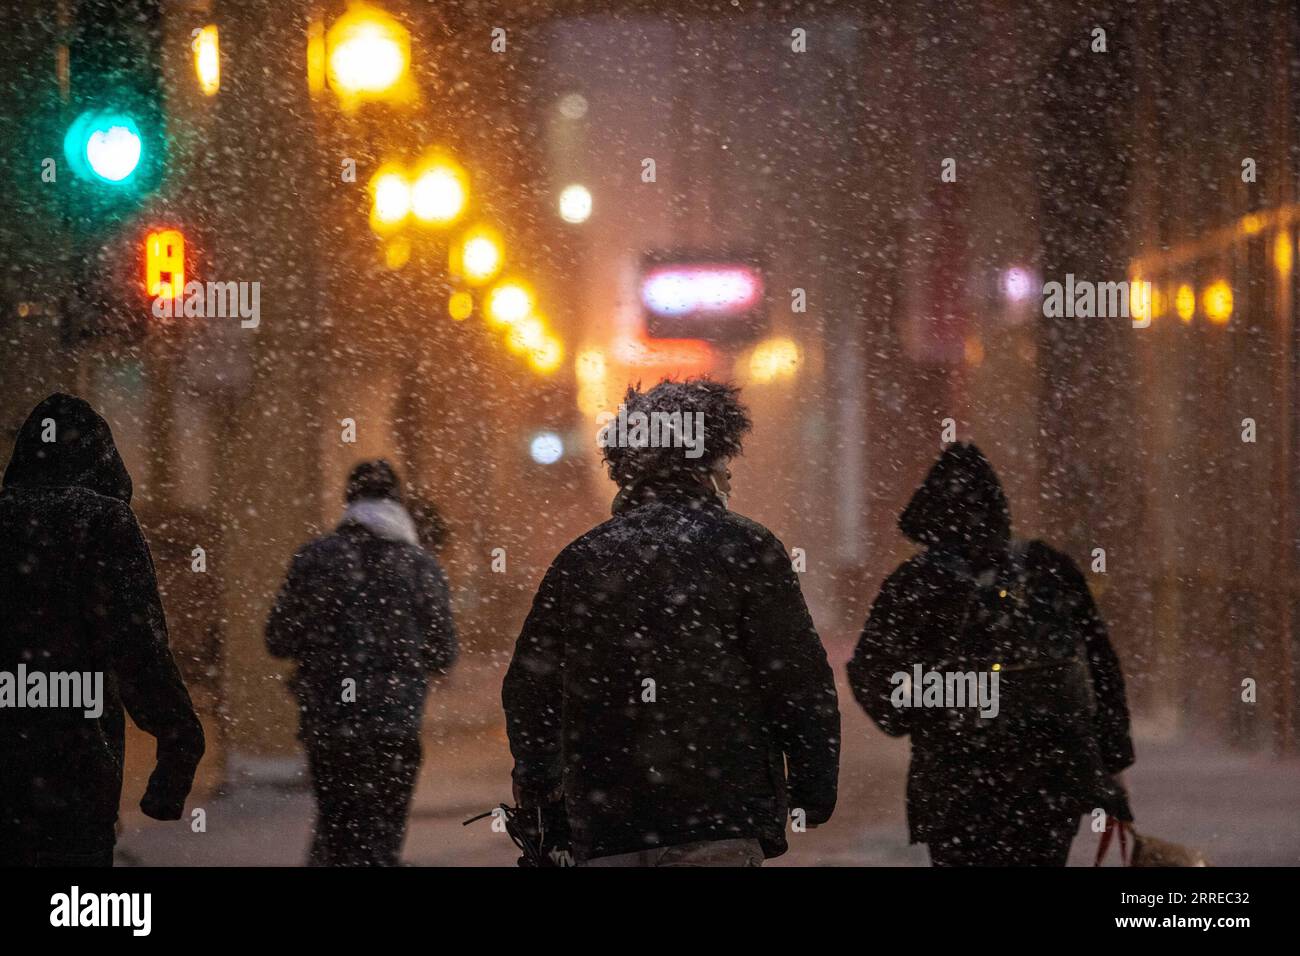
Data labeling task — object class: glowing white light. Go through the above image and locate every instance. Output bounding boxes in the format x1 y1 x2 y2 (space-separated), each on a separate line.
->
558 184 592 224
412 166 467 224
529 431 564 465
85 125 143 182
558 93 588 119
330 23 406 94
1001 267 1033 302
641 266 763 317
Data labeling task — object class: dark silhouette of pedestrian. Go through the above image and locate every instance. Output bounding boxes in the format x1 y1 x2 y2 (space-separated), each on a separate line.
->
0 393 205 866
847 443 1135 866
503 378 840 866
266 460 457 866
407 495 450 555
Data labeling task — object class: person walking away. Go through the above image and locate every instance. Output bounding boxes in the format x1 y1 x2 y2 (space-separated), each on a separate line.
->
503 378 840 866
266 460 457 866
0 393 205 866
847 443 1134 866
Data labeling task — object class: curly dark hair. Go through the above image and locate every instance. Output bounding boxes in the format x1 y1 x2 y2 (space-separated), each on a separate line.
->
601 377 752 487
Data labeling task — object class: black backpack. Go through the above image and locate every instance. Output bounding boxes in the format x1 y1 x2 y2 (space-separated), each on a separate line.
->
935 540 1110 808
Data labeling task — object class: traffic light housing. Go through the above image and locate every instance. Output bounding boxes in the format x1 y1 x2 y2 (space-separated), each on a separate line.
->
60 0 167 222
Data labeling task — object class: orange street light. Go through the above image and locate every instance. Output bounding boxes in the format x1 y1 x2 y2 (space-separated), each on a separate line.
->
485 279 534 327
450 224 504 286
1202 279 1233 325
529 337 564 374
326 3 411 109
369 163 410 233
193 25 220 96
410 155 468 226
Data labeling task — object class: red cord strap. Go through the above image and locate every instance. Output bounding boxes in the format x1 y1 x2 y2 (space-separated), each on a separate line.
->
1094 818 1131 866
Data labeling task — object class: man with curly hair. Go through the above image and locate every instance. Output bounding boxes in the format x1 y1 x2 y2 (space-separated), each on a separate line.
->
503 378 840 866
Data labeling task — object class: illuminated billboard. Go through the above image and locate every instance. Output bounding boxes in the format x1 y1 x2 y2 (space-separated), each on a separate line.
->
640 253 766 341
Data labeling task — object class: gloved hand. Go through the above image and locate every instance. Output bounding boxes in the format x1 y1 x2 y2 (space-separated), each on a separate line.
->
140 788 186 821
512 800 574 867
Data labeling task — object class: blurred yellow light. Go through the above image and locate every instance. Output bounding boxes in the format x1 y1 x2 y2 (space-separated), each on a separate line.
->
1202 279 1233 325
530 338 564 374
384 237 410 270
1175 283 1195 323
411 158 468 226
1129 279 1151 323
448 291 473 321
507 316 546 354
575 348 606 387
193 25 220 96
485 280 533 327
1275 231 1293 276
558 184 592 224
462 237 501 283
451 225 504 286
369 166 410 232
307 19 326 95
576 349 608 417
749 337 800 383
326 3 410 101
1240 214 1264 236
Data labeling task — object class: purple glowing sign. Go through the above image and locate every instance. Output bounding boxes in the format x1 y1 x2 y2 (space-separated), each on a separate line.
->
640 259 766 341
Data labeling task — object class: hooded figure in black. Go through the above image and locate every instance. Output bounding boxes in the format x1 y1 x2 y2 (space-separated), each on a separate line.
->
503 379 840 866
266 459 457 866
0 393 205 866
847 443 1134 866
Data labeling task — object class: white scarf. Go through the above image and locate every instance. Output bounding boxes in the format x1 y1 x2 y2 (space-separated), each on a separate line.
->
341 497 419 546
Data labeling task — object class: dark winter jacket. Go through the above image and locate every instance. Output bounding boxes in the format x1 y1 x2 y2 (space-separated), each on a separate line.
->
502 479 840 861
847 444 1134 843
0 393 205 838
266 498 458 742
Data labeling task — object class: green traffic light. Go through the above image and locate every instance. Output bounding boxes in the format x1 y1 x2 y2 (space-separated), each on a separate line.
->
64 110 143 185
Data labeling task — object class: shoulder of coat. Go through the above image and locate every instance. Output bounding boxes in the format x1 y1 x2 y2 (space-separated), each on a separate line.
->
82 489 139 533
1022 539 1079 576
719 509 775 542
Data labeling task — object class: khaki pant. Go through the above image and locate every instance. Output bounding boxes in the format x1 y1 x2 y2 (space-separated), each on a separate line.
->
585 838 764 867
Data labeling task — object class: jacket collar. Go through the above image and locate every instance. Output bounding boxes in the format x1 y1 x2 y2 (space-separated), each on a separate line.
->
611 477 721 516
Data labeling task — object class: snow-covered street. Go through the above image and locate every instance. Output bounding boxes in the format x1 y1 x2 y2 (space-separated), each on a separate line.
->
116 658 1300 867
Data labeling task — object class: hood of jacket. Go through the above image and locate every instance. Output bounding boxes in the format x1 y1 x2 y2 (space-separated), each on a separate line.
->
898 442 1010 558
3 392 133 503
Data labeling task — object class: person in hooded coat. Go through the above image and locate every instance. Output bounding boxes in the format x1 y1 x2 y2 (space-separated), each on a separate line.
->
266 459 457 866
503 378 840 866
847 443 1134 866
0 393 206 866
